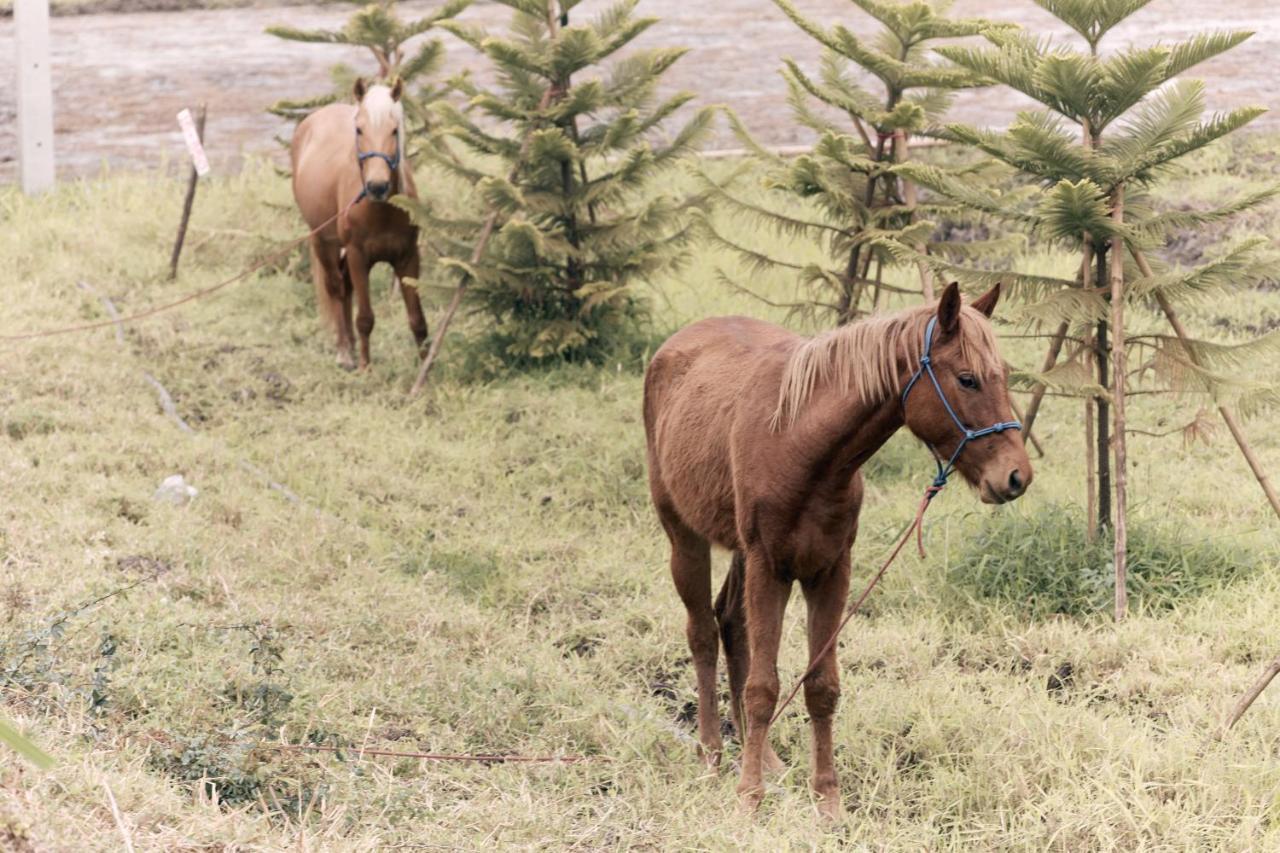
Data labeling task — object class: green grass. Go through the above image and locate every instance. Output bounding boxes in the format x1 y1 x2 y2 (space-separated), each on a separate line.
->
0 142 1278 849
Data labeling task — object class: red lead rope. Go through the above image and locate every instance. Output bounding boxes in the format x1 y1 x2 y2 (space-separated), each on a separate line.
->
769 486 940 726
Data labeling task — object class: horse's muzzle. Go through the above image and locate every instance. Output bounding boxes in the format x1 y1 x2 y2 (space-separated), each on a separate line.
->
366 181 391 202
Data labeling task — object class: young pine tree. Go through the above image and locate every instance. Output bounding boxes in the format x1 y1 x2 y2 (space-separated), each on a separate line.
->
894 0 1280 618
267 0 470 130
704 0 1007 325
402 0 713 364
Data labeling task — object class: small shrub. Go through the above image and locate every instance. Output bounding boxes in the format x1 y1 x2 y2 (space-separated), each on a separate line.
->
948 504 1260 617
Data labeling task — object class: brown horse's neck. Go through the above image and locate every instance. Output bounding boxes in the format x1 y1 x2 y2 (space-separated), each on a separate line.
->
791 386 906 483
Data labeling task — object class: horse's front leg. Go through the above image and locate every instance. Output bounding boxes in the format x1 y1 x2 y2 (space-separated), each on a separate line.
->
395 250 428 357
801 553 851 820
737 549 790 812
345 246 375 369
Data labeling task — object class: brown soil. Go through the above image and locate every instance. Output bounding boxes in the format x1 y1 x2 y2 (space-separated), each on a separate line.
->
0 0 1275 183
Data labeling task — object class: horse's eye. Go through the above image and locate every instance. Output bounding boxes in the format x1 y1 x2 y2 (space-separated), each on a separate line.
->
958 374 980 390
356 128 363 136
393 128 399 136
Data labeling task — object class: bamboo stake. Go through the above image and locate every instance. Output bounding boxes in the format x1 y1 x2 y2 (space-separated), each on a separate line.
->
1110 184 1128 622
169 104 207 280
1129 247 1280 521
1222 655 1280 733
893 128 934 302
1008 395 1045 457
1020 320 1069 439
408 90 559 399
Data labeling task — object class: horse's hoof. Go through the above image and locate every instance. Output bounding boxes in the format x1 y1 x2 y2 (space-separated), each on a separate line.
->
336 350 357 371
736 785 765 815
698 743 723 771
815 788 843 821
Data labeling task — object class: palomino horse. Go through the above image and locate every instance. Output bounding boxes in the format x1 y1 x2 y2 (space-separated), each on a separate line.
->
643 283 1031 817
291 78 426 369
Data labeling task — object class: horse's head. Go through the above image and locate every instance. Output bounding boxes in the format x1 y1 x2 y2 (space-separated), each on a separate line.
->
353 77 404 202
901 282 1033 505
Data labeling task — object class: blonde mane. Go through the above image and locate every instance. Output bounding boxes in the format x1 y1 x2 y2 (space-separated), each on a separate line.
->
360 84 403 129
771 304 1003 430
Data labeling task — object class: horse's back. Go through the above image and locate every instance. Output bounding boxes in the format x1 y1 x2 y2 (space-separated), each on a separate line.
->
644 316 797 548
291 104 357 229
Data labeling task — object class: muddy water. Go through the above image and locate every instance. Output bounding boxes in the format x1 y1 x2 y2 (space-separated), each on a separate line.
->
0 0 1275 182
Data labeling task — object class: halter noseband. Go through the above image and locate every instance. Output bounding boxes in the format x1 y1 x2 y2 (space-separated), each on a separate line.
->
900 315 1021 499
354 114 401 201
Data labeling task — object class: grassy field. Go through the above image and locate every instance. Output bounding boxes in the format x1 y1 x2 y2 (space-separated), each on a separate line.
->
1 140 1279 850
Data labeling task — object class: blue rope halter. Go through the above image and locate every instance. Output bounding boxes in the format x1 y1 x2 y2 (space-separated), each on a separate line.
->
354 119 401 201
900 315 1021 500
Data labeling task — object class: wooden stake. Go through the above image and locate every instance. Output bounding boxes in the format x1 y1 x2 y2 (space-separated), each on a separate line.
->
408 10 563 399
1008 395 1045 457
1223 655 1280 733
1109 184 1128 622
169 104 207 280
1130 247 1280 522
1021 320 1070 440
893 129 934 302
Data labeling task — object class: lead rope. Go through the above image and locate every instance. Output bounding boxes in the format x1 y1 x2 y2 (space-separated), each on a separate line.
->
770 315 1021 725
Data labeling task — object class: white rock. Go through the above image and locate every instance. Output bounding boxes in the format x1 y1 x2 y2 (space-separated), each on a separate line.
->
153 474 198 506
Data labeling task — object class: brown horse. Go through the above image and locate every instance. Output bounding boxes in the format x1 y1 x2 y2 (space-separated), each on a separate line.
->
290 78 426 369
643 283 1031 818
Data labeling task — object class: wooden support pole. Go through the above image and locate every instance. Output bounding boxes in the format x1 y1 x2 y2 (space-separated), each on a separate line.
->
15 0 56 194
169 104 207 280
1020 320 1070 440
893 129 934 302
408 13 563 399
1130 247 1280 522
1109 185 1128 622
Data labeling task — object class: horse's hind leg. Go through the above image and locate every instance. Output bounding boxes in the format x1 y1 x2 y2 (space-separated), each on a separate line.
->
660 507 723 768
395 251 428 356
716 552 785 774
801 555 850 820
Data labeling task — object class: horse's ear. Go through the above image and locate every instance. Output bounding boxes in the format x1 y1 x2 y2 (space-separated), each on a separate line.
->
353 77 367 102
937 281 962 335
390 77 403 101
971 282 1001 318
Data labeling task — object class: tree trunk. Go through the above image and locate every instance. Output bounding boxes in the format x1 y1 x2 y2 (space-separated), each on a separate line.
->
1110 185 1128 621
1094 249 1112 534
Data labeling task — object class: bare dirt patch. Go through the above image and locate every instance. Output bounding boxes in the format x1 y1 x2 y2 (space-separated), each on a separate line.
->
0 0 1275 182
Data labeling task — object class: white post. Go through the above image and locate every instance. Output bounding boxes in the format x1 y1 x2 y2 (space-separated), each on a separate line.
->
15 0 55 194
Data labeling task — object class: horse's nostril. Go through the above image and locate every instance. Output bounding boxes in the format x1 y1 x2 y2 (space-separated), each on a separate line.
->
1008 469 1024 494
368 182 390 198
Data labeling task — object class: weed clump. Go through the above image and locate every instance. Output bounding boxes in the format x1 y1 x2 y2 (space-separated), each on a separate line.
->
948 504 1260 617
